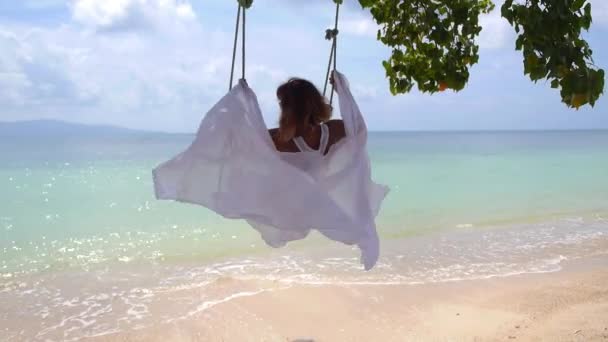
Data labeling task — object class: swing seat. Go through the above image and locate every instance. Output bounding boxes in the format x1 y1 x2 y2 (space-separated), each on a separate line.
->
153 71 389 270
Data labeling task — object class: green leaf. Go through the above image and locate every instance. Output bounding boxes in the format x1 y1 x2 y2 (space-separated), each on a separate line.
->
353 0 603 109
499 0 604 108
357 0 494 94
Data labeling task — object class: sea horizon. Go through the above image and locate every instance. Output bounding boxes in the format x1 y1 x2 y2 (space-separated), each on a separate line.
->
3 118 608 136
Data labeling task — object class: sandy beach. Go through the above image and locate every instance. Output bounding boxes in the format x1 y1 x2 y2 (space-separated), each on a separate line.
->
84 254 608 342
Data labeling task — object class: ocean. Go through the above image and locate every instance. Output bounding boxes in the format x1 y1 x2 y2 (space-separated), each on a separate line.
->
1 129 608 340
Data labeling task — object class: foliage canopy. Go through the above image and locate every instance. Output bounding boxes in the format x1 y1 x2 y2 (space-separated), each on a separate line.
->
354 0 604 109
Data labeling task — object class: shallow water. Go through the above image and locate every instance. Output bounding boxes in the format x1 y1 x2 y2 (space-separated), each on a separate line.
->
1 130 608 340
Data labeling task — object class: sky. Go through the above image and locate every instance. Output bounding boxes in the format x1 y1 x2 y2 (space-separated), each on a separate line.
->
0 0 607 133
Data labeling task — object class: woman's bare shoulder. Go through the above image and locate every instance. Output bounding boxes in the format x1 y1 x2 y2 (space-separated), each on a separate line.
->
325 119 345 139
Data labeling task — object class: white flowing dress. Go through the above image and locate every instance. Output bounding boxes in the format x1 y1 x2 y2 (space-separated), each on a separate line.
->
153 71 389 270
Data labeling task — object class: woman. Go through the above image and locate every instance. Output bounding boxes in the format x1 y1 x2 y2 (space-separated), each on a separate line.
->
269 77 345 156
153 71 387 270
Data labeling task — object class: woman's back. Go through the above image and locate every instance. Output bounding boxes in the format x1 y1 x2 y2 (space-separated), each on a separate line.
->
269 119 346 155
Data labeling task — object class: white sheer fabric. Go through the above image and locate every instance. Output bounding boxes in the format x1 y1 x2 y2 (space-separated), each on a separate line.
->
153 71 389 270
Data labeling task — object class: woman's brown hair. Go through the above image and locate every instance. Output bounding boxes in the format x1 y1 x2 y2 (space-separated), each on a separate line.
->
276 78 332 143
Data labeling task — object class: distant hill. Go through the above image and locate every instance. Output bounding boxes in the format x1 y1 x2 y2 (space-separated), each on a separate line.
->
0 120 178 138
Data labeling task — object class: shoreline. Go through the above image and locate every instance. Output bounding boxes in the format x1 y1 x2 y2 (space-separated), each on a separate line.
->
85 254 608 342
2 224 607 341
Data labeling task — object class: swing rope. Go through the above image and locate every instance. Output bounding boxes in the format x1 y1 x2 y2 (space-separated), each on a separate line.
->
229 3 247 90
229 0 342 101
323 2 341 106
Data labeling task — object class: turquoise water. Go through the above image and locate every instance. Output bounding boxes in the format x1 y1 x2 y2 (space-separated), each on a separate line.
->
1 130 608 340
1 131 608 277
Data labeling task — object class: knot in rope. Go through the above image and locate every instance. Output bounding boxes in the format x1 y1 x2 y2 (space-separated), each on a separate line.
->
322 2 341 106
237 0 253 9
325 28 339 40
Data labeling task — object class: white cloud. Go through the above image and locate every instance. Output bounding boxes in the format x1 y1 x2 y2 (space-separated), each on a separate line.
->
590 0 608 26
0 22 230 130
479 3 513 50
71 0 196 32
0 70 31 106
340 17 378 38
352 84 378 101
249 64 288 84
0 29 51 106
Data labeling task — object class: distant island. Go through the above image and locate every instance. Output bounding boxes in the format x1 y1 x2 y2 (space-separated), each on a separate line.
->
1 120 605 139
0 120 186 138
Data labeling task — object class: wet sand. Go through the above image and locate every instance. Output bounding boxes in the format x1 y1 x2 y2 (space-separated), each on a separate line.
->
91 254 608 342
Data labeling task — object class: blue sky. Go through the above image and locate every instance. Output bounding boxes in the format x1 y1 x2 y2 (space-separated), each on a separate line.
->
0 0 607 132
